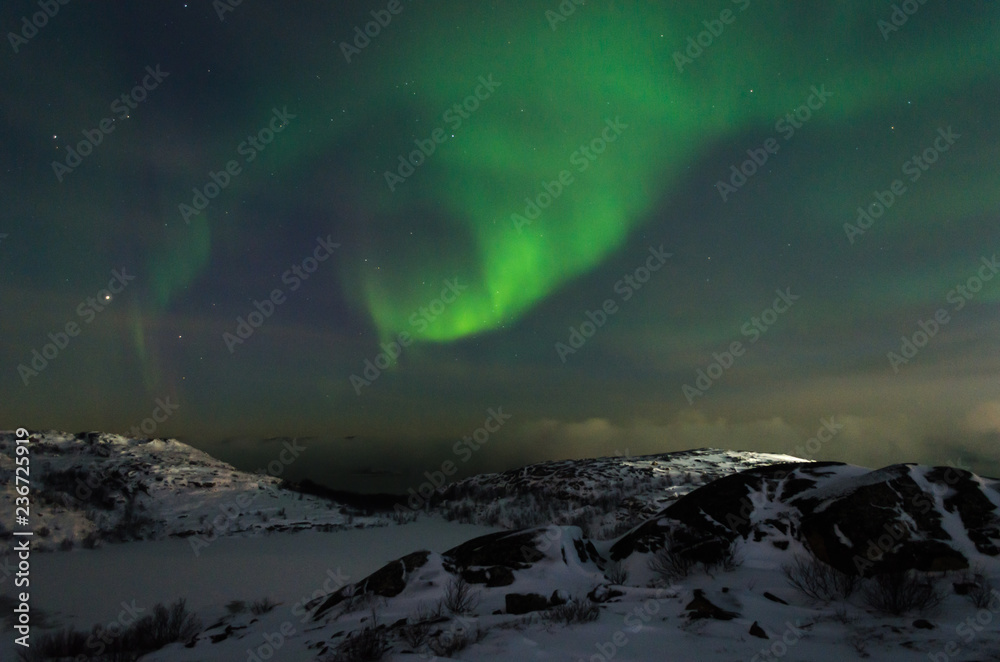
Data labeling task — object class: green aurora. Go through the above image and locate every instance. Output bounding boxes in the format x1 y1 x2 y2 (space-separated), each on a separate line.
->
4 0 1000 478
137 3 1000 346
313 3 1000 343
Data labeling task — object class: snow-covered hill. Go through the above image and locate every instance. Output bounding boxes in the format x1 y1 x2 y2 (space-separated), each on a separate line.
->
0 430 388 551
164 460 1000 661
432 448 807 538
4 430 1000 661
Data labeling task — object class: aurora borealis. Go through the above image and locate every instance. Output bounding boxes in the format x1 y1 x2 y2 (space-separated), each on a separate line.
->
2 1 1000 488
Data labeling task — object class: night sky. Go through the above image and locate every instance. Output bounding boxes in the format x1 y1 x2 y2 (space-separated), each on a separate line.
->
3 2 1000 489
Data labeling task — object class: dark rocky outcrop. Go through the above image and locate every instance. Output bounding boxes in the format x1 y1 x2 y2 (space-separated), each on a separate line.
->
505 592 564 615
610 463 835 561
609 461 998 577
796 465 983 575
312 550 431 619
461 565 515 587
301 460 999 627
444 529 548 569
926 466 1000 556
684 590 739 620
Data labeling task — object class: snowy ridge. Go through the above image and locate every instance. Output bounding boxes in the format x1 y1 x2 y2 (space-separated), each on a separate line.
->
434 448 809 538
4 432 1000 661
170 458 998 661
0 430 387 549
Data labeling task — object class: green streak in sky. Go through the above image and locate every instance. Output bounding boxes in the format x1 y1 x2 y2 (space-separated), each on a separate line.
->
150 215 211 309
132 215 211 387
333 3 999 343
146 4 996 345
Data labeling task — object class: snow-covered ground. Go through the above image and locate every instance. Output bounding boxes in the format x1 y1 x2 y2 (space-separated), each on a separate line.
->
133 526 1000 662
0 431 394 551
3 431 1000 661
16 519 502 628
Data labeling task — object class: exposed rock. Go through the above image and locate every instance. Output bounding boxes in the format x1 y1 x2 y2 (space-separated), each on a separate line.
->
312 550 430 619
926 466 1000 556
796 465 970 575
574 538 603 564
445 529 548 569
749 621 768 638
763 592 788 605
953 581 978 595
684 589 739 621
461 565 515 587
588 584 625 603
610 463 834 561
506 592 553 615
296 459 998 631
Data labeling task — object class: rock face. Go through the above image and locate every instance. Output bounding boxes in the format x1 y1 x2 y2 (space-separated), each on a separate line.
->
927 466 1000 556
307 526 606 622
610 462 1000 577
445 529 546 571
795 464 969 575
685 590 739 621
504 592 567 615
609 462 826 562
304 461 1000 626
313 550 431 619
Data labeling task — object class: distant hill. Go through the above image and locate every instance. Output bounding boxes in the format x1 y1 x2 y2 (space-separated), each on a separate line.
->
430 448 808 538
0 430 389 549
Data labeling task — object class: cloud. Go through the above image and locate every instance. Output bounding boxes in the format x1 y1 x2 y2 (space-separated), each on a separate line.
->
964 400 1000 435
502 409 1000 479
509 412 803 464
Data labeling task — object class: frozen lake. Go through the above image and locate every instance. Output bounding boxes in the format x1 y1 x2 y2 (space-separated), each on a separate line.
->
16 518 501 629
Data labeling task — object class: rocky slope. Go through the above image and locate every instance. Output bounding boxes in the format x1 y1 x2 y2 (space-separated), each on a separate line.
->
167 460 1000 661
0 430 386 549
